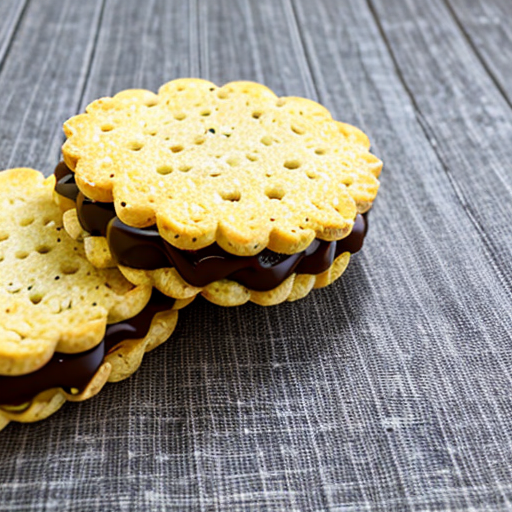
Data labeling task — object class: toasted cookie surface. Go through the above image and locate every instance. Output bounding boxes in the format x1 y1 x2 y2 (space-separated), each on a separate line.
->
63 79 382 256
0 169 152 376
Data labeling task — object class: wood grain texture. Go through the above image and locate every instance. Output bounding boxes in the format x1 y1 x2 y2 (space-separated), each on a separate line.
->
0 1 511 511
369 0 512 287
292 0 512 506
0 0 103 175
0 0 28 71
447 0 512 105
205 0 316 97
80 0 196 107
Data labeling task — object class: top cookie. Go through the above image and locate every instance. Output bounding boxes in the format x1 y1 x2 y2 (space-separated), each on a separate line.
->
63 79 382 256
0 169 151 376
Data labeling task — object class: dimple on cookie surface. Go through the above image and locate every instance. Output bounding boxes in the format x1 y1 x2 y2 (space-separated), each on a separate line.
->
63 79 382 256
0 168 151 376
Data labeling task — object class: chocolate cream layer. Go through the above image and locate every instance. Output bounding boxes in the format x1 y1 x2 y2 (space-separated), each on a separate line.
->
0 290 175 406
55 162 368 292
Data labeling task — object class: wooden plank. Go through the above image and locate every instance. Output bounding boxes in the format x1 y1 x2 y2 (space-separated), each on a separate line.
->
204 0 316 97
289 0 512 507
446 0 512 104
0 0 104 176
367 0 512 283
79 0 194 108
0 1 28 70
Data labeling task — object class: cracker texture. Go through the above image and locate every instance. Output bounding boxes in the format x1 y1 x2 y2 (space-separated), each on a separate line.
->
63 79 382 256
0 169 152 376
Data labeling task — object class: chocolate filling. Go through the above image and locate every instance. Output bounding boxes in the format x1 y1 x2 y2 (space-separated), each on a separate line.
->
55 163 368 291
0 290 175 406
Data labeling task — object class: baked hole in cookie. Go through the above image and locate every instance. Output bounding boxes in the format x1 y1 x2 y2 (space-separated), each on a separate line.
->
35 245 52 254
29 292 44 305
61 263 80 275
157 165 173 176
101 123 115 132
170 145 184 153
265 187 285 201
226 156 241 167
15 251 29 260
174 113 186 121
128 141 144 151
284 160 300 170
291 125 305 135
220 190 241 202
19 217 35 227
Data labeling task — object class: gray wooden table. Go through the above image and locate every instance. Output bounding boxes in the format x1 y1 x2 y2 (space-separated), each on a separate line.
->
1 1 512 511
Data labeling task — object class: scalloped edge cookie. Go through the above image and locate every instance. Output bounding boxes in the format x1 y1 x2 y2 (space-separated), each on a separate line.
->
118 252 351 307
62 79 382 257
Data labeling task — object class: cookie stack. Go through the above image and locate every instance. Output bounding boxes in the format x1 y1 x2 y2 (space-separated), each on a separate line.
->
0 79 382 430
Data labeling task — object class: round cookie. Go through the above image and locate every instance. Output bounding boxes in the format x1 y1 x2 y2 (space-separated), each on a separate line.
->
62 79 381 255
59 79 381 305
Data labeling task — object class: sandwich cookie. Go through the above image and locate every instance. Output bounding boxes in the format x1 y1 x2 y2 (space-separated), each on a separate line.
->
0 169 190 430
59 79 382 306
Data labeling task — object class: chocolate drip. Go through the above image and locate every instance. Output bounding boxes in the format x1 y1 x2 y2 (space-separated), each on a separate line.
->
0 291 175 406
54 161 81 201
77 193 117 236
54 162 368 291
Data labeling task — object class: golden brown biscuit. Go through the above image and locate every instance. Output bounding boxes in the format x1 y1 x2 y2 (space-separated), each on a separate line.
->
62 79 381 257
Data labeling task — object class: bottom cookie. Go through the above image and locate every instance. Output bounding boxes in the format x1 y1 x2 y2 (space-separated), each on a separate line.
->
0 291 192 431
62 207 353 306
118 251 351 306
